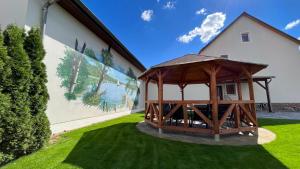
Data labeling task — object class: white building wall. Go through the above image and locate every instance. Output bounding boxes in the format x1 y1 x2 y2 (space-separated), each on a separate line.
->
200 16 300 103
148 83 210 101
1 0 145 133
0 0 29 28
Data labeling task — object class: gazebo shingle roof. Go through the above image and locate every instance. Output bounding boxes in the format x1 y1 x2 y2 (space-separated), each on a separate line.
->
139 54 268 84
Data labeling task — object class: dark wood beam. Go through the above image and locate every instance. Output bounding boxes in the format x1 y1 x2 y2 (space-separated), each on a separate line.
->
265 79 273 112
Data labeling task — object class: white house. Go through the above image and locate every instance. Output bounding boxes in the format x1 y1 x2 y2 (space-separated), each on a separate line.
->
200 12 300 112
148 12 300 112
0 0 146 133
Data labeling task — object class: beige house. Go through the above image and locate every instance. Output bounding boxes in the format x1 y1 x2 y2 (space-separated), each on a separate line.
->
200 12 300 112
148 12 300 112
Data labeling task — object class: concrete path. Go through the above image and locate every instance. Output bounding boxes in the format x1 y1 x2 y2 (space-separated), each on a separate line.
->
137 122 276 146
257 112 300 120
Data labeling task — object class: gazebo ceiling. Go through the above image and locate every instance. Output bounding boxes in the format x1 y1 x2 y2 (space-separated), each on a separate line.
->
139 54 268 84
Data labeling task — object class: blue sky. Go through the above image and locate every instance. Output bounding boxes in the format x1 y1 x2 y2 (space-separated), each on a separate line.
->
82 0 300 68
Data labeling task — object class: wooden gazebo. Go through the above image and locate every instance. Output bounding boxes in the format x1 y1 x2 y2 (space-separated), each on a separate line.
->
139 54 268 140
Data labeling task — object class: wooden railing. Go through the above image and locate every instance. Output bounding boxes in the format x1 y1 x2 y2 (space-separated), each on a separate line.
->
145 100 257 135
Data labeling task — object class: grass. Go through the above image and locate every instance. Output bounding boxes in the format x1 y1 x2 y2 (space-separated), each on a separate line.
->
2 113 300 169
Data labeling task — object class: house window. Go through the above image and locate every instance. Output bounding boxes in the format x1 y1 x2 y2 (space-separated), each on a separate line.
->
241 33 250 42
220 55 228 59
226 84 236 95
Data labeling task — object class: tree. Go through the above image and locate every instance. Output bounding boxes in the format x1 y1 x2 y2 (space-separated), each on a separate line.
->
24 28 50 151
0 29 11 90
68 39 86 94
0 28 14 165
0 92 14 165
2 25 33 158
57 48 89 100
95 48 113 94
82 48 113 108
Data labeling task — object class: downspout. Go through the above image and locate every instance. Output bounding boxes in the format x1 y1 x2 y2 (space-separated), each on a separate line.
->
41 0 61 39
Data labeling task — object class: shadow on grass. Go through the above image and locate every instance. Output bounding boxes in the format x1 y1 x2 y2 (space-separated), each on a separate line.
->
64 122 288 169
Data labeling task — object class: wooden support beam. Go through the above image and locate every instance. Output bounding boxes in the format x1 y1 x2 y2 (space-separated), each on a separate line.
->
163 104 182 123
158 71 164 128
215 65 222 75
265 79 273 112
219 104 235 127
234 104 241 129
210 65 219 135
150 104 154 122
242 66 251 78
247 74 257 121
254 80 273 113
255 81 266 90
178 83 187 101
190 105 213 127
183 104 188 128
145 78 150 118
151 104 159 119
202 66 211 76
236 78 243 100
145 104 151 119
239 104 257 126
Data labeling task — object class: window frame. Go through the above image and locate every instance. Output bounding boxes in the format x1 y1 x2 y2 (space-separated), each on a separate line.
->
225 83 236 95
241 32 250 42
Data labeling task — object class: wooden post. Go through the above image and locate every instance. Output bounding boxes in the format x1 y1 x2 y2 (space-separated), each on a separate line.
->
158 71 163 133
179 84 187 101
179 84 188 128
236 78 242 101
210 65 219 141
235 78 242 129
145 78 150 118
265 79 273 112
247 74 257 123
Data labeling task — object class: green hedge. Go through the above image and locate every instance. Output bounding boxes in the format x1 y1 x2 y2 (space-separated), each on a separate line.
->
0 25 50 165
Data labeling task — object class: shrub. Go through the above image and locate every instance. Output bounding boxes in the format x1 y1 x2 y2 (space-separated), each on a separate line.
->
0 93 14 165
2 25 33 159
0 28 13 165
0 25 50 166
24 28 50 151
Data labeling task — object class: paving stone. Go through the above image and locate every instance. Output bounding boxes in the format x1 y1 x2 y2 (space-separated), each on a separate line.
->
257 112 300 120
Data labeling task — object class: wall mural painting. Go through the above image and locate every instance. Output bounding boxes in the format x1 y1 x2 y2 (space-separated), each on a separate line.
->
56 39 140 112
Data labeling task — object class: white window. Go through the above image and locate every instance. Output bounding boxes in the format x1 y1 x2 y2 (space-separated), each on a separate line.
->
241 33 250 42
226 84 236 95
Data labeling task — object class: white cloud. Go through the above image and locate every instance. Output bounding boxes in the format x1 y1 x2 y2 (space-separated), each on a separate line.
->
178 12 226 43
196 8 207 15
141 10 154 22
298 37 300 40
163 1 176 9
285 19 300 30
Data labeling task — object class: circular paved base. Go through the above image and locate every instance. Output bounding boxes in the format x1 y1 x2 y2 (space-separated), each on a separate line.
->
137 122 276 146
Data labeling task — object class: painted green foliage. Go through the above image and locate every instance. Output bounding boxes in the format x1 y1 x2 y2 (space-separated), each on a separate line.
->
125 68 140 107
57 40 140 112
57 46 89 100
82 48 112 107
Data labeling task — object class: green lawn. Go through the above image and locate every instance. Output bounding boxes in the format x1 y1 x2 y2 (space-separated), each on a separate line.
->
2 113 300 169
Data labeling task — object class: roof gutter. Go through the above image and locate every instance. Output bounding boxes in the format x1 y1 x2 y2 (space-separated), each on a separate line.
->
41 0 61 39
